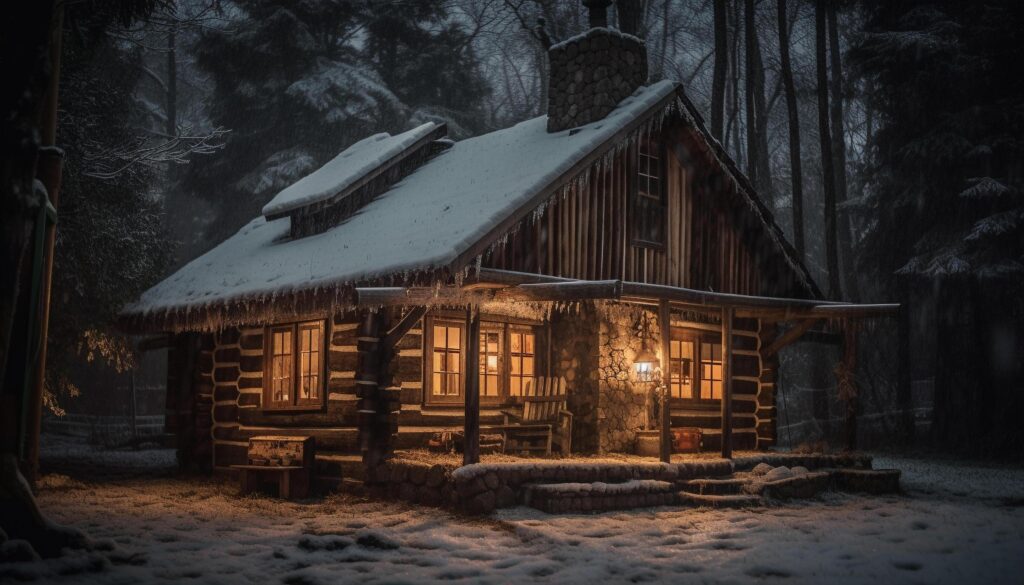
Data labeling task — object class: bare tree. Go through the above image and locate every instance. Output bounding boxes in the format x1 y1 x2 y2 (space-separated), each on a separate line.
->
816 0 841 299
710 0 728 140
827 0 859 300
777 0 805 257
744 0 773 209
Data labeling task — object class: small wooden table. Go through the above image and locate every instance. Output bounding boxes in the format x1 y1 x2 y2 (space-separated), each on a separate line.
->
232 465 310 499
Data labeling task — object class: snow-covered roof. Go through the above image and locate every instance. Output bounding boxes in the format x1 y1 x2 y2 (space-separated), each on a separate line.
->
261 122 442 218
125 81 682 324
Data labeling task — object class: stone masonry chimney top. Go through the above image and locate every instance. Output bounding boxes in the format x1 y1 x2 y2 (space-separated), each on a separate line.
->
546 25 648 133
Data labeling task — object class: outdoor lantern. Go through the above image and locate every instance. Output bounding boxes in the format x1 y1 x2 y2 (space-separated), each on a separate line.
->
634 346 658 382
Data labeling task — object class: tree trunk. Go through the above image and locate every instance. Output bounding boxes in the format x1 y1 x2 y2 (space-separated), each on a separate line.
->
777 0 805 257
711 0 728 140
726 0 743 162
750 2 773 210
827 1 859 301
166 27 177 137
816 0 841 299
744 0 758 187
616 0 643 37
896 277 914 445
656 0 670 80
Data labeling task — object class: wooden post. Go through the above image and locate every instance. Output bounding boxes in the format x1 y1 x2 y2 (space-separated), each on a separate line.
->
129 368 138 449
463 307 481 465
356 310 383 468
23 2 65 483
658 300 672 463
841 322 859 451
720 306 733 459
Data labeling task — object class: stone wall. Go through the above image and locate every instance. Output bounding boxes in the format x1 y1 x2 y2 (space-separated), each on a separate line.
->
550 306 601 453
547 27 647 133
596 304 661 453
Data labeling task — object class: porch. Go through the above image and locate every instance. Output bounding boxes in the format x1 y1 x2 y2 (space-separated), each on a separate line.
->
353 267 899 470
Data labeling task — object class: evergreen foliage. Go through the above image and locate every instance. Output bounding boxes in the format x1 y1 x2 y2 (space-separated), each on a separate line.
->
188 1 490 245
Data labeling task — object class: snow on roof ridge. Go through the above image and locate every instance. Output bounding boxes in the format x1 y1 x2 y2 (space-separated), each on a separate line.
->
261 121 440 217
549 26 643 52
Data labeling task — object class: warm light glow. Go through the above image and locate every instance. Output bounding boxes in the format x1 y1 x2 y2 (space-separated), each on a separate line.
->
634 347 658 382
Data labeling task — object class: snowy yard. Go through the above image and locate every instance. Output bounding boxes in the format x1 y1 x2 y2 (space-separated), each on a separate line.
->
6 437 1024 584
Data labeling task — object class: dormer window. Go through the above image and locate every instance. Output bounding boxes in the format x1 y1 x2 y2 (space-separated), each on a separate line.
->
632 135 667 247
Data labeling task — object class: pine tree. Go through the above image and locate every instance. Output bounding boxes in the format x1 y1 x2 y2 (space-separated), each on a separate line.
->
851 0 1024 453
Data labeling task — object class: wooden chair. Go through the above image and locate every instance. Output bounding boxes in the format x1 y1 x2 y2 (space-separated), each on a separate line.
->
499 377 573 456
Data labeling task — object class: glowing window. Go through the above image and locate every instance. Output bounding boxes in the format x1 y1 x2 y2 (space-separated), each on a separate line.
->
509 330 536 397
432 324 463 397
265 321 324 409
669 339 695 399
479 328 502 397
700 341 723 400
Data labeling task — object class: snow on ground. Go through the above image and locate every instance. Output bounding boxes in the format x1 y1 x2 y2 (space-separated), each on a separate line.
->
6 437 1024 584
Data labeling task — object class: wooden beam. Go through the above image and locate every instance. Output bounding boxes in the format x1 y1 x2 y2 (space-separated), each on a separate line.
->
720 307 733 459
463 307 481 465
658 300 672 463
382 306 427 349
763 319 821 358
355 287 485 307
494 280 622 302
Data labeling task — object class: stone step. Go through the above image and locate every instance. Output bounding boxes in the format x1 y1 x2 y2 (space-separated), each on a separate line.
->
525 480 676 513
759 471 831 500
679 477 748 495
829 468 901 494
677 491 763 508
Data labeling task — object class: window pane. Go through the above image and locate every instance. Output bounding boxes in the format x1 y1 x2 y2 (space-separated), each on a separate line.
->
433 351 444 373
523 356 534 376
511 356 520 375
432 373 442 395
447 352 460 373
447 373 460 396
510 333 521 353
449 327 461 350
524 334 534 353
433 326 447 349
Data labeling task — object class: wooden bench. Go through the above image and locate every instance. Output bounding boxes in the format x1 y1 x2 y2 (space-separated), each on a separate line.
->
231 435 314 499
497 377 573 456
235 465 310 499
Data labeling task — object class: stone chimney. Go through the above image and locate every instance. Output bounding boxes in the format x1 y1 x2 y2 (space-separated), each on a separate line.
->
546 0 648 132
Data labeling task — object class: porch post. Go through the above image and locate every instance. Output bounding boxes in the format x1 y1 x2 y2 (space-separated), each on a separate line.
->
720 306 733 459
463 306 481 465
658 300 672 463
841 321 859 451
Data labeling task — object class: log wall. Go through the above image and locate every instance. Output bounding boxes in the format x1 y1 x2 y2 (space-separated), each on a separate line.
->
482 125 805 299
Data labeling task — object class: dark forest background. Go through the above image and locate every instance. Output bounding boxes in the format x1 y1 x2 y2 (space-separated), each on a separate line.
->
39 0 1024 457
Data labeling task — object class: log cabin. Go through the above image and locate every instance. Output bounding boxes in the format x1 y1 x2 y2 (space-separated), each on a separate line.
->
121 5 896 485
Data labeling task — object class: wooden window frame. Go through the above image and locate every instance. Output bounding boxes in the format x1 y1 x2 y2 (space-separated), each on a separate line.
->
427 319 468 405
669 328 723 406
424 313 540 407
631 134 668 249
262 320 327 412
